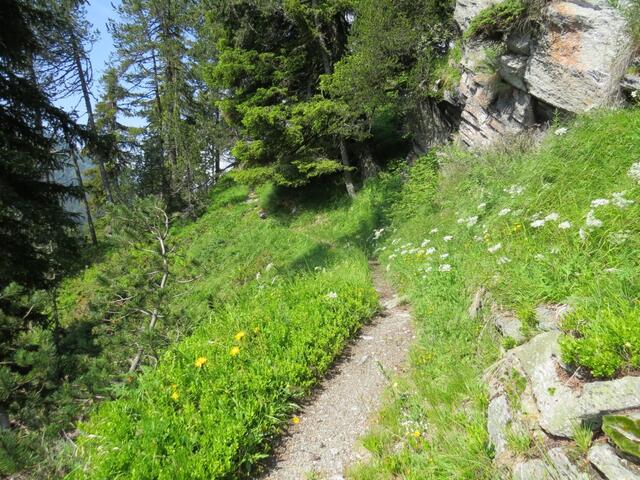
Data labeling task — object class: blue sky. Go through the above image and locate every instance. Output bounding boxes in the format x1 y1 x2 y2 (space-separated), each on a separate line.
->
55 1 145 128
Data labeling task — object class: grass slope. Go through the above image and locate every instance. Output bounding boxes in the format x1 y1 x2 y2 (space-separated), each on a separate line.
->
350 108 640 479
63 181 392 478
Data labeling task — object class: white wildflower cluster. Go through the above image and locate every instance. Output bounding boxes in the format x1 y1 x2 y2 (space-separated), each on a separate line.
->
554 127 568 136
477 202 487 210
443 235 453 242
590 198 610 208
498 208 512 217
421 239 431 247
558 221 572 230
504 185 524 197
440 253 449 259
466 216 479 227
430 228 439 234
487 243 502 254
438 264 452 272
585 210 603 229
372 228 385 240
544 212 559 222
612 192 634 208
326 291 338 299
534 253 545 261
530 219 545 228
497 256 511 265
628 162 640 184
609 230 631 245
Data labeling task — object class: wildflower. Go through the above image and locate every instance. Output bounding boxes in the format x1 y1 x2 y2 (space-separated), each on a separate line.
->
487 243 502 254
171 391 180 401
234 331 246 341
466 216 479 227
628 162 640 184
421 239 431 247
230 346 241 357
292 416 301 425
439 264 452 272
326 291 338 299
265 263 274 272
389 254 397 260
633 90 639 99
550 247 560 254
498 208 511 217
544 212 559 222
426 247 436 255
430 228 439 234
412 431 422 438
443 235 453 242
590 198 610 208
530 219 546 228
504 185 524 196
497 256 511 265
558 221 572 229
373 228 385 240
610 230 631 245
457 218 465 224
554 127 568 136
391 238 400 245
534 253 545 261
474 235 483 242
477 202 487 210
440 253 449 259
585 210 603 228
256 272 261 280
579 228 587 240
194 357 208 368
612 192 634 208
512 223 522 232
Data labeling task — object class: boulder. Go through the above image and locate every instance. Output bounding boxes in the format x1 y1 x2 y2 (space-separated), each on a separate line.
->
492 308 526 342
512 332 640 437
524 0 633 113
512 459 550 479
499 54 528 91
621 74 640 93
535 304 571 331
588 442 640 479
546 447 590 479
488 395 512 456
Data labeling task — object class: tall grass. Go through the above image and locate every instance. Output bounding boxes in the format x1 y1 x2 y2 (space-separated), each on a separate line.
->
350 108 640 478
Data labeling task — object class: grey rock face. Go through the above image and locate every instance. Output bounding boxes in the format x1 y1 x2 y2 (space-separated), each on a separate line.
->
506 31 532 55
492 309 526 342
546 447 590 479
512 332 640 437
499 54 528 91
512 459 550 479
454 0 500 29
535 304 571 331
621 74 640 92
588 443 640 479
524 0 633 113
488 395 512 456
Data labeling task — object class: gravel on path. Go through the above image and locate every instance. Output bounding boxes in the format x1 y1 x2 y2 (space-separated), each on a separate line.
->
261 263 415 480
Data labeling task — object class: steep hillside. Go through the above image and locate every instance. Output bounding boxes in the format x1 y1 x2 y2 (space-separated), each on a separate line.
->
351 108 640 478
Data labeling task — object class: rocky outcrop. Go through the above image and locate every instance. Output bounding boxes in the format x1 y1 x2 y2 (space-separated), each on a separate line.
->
451 0 635 148
482 299 640 479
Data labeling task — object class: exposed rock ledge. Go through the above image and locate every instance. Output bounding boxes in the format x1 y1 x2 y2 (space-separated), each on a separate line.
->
452 0 635 148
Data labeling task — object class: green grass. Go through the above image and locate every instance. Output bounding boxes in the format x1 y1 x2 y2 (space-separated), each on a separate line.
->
464 0 527 40
349 108 640 478
47 179 390 478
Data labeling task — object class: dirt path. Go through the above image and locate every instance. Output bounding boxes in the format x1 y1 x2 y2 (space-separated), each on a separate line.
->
262 263 414 480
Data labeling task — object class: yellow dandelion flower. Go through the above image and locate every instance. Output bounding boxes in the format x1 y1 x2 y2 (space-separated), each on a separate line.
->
412 430 421 438
234 330 246 341
230 346 241 357
171 391 180 401
194 356 208 368
292 416 300 424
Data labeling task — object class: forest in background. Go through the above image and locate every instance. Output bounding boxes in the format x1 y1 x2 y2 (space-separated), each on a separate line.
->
1 0 457 476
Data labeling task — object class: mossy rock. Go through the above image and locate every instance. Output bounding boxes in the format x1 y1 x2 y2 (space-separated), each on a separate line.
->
603 413 640 460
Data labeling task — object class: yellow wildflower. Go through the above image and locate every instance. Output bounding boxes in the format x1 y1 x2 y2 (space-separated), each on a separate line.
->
194 356 208 368
253 326 261 334
292 416 301 424
234 330 246 341
171 391 180 401
230 346 241 357
412 430 421 438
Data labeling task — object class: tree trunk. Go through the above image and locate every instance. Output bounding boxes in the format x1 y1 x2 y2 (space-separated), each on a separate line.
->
71 37 114 203
339 139 356 199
